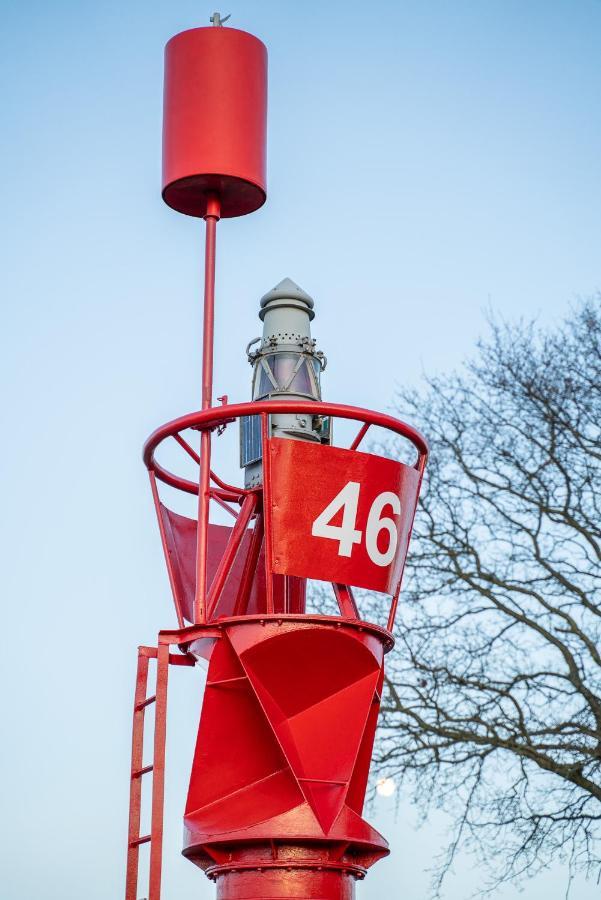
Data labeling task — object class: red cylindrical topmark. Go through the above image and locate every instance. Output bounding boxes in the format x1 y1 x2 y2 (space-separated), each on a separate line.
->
162 24 267 218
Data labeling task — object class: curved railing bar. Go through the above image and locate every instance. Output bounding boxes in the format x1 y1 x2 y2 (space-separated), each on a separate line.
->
144 400 428 494
171 432 249 498
210 468 250 496
149 458 199 496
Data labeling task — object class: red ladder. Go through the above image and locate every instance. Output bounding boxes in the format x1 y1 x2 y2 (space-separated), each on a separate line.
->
125 644 195 900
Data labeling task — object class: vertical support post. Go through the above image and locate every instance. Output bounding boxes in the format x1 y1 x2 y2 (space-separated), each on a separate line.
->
333 583 360 618
195 429 211 625
194 194 221 624
201 195 220 412
386 450 427 632
261 413 275 613
206 491 258 619
233 510 264 615
148 644 170 900
125 650 150 900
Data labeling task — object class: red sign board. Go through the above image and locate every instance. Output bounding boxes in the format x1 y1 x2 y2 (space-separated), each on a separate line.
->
266 439 420 594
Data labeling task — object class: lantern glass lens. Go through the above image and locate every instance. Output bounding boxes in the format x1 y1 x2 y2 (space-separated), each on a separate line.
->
253 353 320 399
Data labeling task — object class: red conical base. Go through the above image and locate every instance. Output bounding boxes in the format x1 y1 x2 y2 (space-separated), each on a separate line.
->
183 616 390 896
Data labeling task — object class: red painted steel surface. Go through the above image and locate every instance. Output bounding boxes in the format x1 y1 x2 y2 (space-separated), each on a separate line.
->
144 402 425 630
266 439 421 594
214 867 357 899
129 401 427 899
162 27 267 218
157 507 305 623
183 616 389 890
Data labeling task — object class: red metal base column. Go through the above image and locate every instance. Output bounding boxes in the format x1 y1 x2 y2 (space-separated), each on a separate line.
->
212 862 359 899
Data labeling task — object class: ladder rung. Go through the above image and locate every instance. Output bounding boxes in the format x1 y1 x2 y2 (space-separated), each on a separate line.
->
132 764 154 779
136 694 156 711
129 834 151 848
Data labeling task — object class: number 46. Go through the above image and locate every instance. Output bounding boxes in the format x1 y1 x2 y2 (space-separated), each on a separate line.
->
311 481 401 567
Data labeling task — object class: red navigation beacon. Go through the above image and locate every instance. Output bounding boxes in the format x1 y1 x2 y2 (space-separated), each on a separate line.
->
124 14 428 900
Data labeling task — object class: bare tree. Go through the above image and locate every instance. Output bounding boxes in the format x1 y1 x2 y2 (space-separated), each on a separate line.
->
375 299 601 894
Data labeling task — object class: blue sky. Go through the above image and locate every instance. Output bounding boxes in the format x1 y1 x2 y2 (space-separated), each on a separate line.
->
1 1 600 898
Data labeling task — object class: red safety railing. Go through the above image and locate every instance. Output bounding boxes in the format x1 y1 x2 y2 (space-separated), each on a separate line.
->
143 400 428 635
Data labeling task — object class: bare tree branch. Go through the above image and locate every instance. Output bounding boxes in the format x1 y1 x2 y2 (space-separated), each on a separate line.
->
372 298 601 895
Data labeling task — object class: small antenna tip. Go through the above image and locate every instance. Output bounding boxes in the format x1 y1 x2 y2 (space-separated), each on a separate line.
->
210 11 231 26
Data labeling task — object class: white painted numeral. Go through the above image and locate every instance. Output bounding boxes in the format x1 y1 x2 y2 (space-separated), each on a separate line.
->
365 491 400 566
311 481 362 557
311 482 401 566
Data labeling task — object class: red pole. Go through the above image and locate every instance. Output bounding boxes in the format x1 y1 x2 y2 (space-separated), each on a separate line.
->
261 412 275 613
194 194 221 624
201 194 220 410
